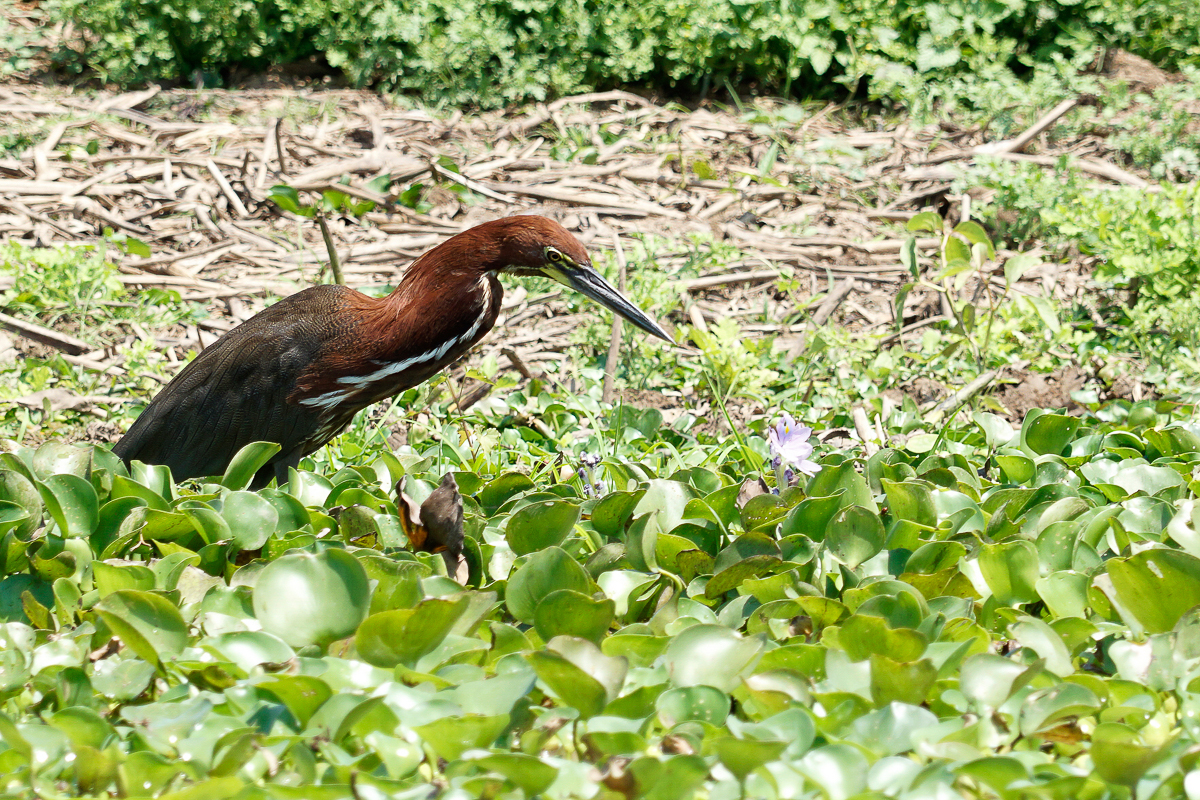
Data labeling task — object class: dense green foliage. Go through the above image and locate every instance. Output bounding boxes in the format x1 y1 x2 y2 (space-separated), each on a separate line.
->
964 152 1200 379
3 376 1200 798
44 0 1200 106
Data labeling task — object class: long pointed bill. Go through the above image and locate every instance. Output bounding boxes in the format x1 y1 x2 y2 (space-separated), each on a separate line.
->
549 263 674 343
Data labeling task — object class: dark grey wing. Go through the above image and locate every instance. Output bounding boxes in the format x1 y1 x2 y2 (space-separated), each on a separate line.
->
113 286 347 482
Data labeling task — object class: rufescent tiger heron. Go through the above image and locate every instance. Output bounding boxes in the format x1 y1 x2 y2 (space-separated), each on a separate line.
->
113 215 672 487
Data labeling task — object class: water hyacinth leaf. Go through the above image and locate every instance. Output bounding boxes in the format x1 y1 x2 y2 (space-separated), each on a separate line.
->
1036 571 1090 619
504 499 580 555
0 471 41 537
414 714 510 761
505 546 591 624
549 635 628 702
996 453 1035 484
478 472 535 515
1018 682 1101 736
808 461 878 512
881 479 936 528
49 707 114 751
739 493 792 531
362 731 421 779
959 654 1041 711
977 540 1040 605
528 649 609 719
624 512 662 572
184 506 232 546
1008 617 1073 676
796 744 871 799
207 631 294 672
590 490 645 538
632 480 696 535
704 555 783 599
93 560 155 596
778 493 843 541
251 548 370 648
1021 411 1080 456
849 701 938 757
108 475 168 511
141 509 197 543
534 589 615 643
665 625 762 691
286 469 333 507
355 596 469 667
220 442 282 490
1109 463 1183 497
32 441 92 479
220 491 279 550
1107 549 1200 633
36 475 98 538
837 614 927 663
628 754 710 800
258 675 333 729
655 531 705 571
1118 496 1172 537
259 488 311 534
826 505 886 569
713 736 787 781
468 753 558 794
973 412 1015 449
1144 425 1200 456
1090 723 1171 787
656 685 731 727
95 590 187 669
0 502 31 539
869 655 937 707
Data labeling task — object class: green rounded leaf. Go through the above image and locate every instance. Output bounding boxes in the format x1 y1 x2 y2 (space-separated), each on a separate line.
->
36 475 98 538
977 540 1040 605
534 589 615 643
713 736 787 782
0 470 41 537
656 685 730 726
221 491 279 550
252 549 370 647
32 441 92 479
505 499 580 555
1022 411 1081 456
826 505 886 569
664 624 762 691
208 630 295 672
356 596 469 667
95 590 187 669
1108 549 1200 634
505 546 591 624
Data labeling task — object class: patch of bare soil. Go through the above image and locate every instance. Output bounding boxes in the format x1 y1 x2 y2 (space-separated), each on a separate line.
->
994 366 1089 420
992 364 1158 421
1098 49 1182 91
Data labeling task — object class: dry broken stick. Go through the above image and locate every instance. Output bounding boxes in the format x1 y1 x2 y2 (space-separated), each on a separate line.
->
0 311 91 355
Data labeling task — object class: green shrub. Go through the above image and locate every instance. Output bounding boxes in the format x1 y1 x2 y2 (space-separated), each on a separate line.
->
45 0 324 83
46 0 1200 108
1043 183 1200 340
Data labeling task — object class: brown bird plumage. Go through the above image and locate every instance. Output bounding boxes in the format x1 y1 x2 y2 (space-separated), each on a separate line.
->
113 216 671 487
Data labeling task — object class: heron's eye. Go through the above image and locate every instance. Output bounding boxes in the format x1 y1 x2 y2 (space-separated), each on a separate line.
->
545 247 565 263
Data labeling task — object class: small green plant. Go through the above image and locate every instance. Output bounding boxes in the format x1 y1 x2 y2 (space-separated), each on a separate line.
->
899 211 1057 372
690 318 780 403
